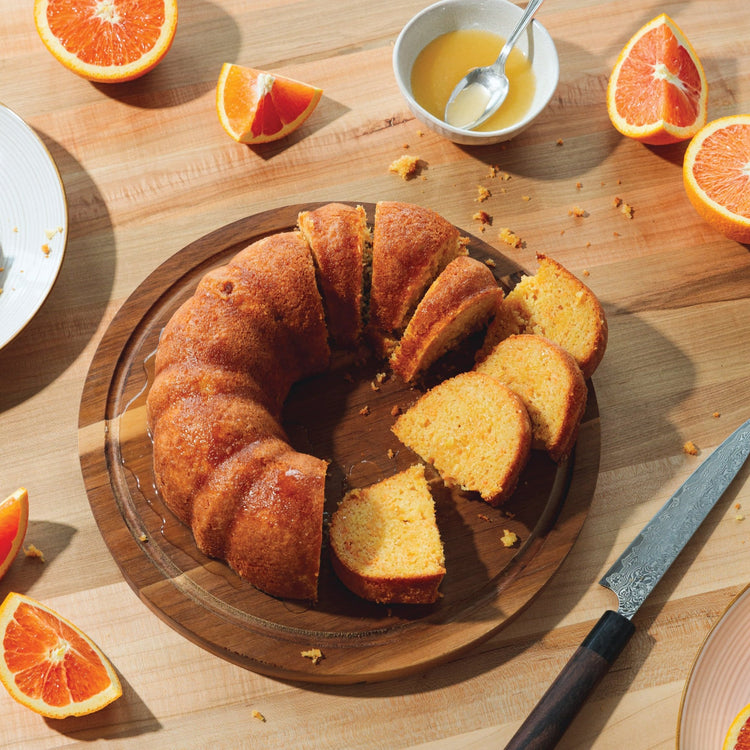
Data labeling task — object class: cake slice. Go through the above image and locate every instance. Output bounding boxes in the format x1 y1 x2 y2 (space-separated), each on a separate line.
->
329 464 446 604
368 201 467 354
298 203 371 347
392 372 532 506
481 254 608 379
390 255 503 383
475 334 587 462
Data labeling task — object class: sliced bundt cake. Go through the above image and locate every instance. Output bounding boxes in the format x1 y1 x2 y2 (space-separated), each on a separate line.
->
390 255 503 383
329 464 446 604
475 334 587 462
481 254 608 379
368 201 467 354
392 371 532 506
298 202 371 348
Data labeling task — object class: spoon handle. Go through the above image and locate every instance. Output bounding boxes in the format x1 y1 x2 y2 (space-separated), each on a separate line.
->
493 0 545 71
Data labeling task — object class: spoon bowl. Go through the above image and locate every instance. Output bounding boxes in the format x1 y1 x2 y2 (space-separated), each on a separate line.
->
445 0 545 130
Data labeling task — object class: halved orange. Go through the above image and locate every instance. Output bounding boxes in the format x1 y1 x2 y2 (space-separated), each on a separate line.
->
216 63 323 144
0 593 122 718
0 489 29 581
724 702 750 750
34 0 178 83
607 14 707 145
683 115 750 243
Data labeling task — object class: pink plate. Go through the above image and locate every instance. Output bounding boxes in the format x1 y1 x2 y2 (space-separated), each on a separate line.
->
677 583 750 749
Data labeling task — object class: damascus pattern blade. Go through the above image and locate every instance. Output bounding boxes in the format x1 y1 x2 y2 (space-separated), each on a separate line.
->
600 418 750 619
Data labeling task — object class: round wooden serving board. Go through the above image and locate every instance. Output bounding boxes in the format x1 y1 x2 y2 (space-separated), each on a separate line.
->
78 203 601 684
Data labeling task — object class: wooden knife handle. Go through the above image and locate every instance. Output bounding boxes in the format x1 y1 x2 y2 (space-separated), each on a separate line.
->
504 610 635 750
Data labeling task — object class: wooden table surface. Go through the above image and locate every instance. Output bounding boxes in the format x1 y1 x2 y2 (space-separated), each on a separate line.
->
2 0 750 746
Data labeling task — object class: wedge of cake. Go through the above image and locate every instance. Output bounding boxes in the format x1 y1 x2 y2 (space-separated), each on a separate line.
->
475 334 587 462
329 464 446 604
481 254 607 379
392 371 532 506
390 255 502 383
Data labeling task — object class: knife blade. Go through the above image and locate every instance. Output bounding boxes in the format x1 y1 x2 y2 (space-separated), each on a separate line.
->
505 417 750 750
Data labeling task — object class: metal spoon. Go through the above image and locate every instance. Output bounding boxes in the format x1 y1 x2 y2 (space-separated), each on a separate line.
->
444 0 545 130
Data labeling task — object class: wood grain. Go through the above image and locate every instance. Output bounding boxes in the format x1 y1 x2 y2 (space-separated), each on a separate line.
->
78 203 600 683
2 0 750 746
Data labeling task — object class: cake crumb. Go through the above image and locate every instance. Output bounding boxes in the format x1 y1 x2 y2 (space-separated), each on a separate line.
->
41 243 51 256
498 227 524 248
473 210 492 227
521 195 530 201
484 258 496 268
478 514 491 522
568 206 588 218
23 544 45 561
501 529 518 547
387 448 395 459
582 269 590 277
359 405 370 416
556 138 564 146
576 181 583 190
712 411 721 418
252 710 266 722
301 648 324 665
620 202 634 219
389 154 421 180
138 533 148 542
476 185 491 203
390 405 401 417
683 440 699 456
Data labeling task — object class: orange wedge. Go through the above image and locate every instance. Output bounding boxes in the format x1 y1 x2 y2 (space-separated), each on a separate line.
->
0 489 29 581
724 702 750 750
0 593 122 718
683 115 750 243
34 0 178 83
216 63 323 144
607 14 707 145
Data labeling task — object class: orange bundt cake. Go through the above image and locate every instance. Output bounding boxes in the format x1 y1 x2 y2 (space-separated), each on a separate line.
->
297 203 371 348
390 255 502 383
481 254 608 379
392 371 532 506
329 464 446 604
475 334 587 462
147 231 330 600
368 201 467 354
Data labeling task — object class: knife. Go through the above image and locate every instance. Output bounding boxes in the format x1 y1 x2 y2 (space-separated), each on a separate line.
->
505 417 750 750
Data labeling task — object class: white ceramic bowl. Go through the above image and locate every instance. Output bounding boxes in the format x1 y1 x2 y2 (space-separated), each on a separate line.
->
393 0 559 145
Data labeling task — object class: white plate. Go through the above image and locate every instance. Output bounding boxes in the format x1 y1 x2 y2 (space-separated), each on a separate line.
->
677 584 750 749
0 102 67 350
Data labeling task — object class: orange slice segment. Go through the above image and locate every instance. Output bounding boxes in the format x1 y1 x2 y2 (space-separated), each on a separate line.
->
33 0 178 83
0 489 29 581
724 702 750 750
606 14 707 145
0 593 122 718
216 63 323 144
683 115 750 243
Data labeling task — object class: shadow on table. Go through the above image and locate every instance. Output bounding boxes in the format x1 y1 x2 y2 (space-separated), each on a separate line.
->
0 132 115 413
43 671 160 742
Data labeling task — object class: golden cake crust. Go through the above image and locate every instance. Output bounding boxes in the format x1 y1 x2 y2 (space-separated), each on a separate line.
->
368 201 467 352
390 255 502 382
298 203 370 347
147 231 330 600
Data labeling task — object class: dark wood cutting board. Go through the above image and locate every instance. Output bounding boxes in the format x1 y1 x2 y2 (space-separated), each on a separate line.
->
78 202 600 684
